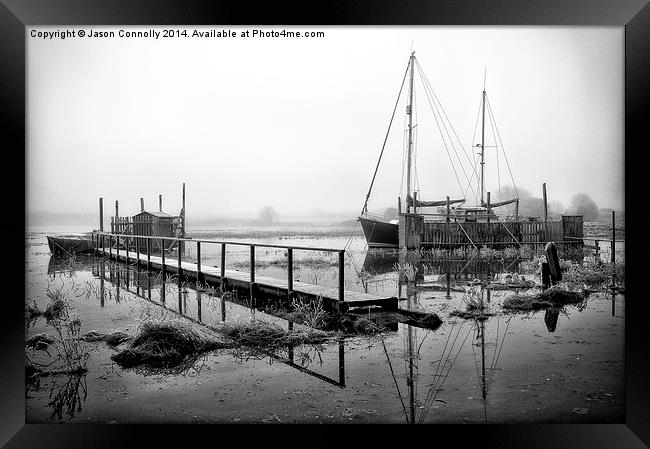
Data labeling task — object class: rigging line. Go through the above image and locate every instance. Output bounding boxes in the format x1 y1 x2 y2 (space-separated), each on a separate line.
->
420 320 466 412
361 58 411 216
486 95 518 198
415 68 469 200
380 335 410 424
419 324 474 424
463 97 484 200
486 315 513 391
414 64 472 188
399 113 409 197
416 60 479 175
417 68 480 205
486 104 502 200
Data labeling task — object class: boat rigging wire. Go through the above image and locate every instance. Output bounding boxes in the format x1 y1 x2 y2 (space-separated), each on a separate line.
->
361 59 411 216
486 95 518 199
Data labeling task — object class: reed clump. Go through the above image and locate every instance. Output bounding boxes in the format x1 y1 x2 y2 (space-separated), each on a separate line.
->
214 320 332 349
503 286 585 311
111 322 230 369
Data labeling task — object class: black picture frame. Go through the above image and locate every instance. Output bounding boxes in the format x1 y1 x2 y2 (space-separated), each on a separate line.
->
3 1 649 447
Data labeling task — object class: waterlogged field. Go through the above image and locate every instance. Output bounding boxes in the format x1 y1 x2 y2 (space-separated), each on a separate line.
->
25 225 624 423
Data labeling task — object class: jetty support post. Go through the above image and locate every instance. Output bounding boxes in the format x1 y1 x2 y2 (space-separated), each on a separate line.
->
413 191 418 214
159 194 163 212
220 243 226 287
177 238 182 276
135 236 140 267
287 248 293 301
140 197 144 212
125 237 129 265
338 250 345 303
114 200 119 232
398 196 402 214
99 198 104 232
108 234 112 260
543 183 548 223
146 237 151 269
160 238 165 276
486 192 491 224
446 196 450 223
116 236 120 262
196 241 201 283
249 245 256 308
515 198 519 222
611 211 616 287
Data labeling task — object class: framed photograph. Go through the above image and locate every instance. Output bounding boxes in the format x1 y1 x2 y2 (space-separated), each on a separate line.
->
4 0 649 447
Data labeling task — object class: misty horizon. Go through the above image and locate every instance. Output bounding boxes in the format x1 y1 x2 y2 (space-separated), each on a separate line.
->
26 26 624 223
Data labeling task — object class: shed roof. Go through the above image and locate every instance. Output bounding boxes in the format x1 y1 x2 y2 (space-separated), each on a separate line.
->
133 210 175 218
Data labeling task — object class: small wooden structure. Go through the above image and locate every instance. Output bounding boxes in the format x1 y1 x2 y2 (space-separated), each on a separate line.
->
132 211 180 251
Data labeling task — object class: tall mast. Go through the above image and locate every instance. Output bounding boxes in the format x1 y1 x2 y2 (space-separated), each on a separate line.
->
480 88 486 206
406 52 415 212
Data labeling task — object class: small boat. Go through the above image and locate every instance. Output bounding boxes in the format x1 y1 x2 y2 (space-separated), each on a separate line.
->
47 234 94 255
358 52 519 248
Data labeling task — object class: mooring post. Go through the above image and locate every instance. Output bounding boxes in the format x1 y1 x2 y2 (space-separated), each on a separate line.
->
486 192 491 224
446 196 450 223
196 241 201 283
611 210 616 287
287 248 293 300
116 236 120 261
125 238 129 264
339 250 345 303
542 183 548 223
140 197 144 212
159 194 163 212
146 237 151 269
109 234 112 260
249 246 256 307
160 238 165 276
413 191 418 214
221 243 226 279
515 198 519 222
115 200 119 231
135 237 140 267
398 196 402 214
177 238 182 276
99 197 104 232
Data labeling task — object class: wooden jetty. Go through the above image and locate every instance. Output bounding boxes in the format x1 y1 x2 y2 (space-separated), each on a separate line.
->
91 231 398 313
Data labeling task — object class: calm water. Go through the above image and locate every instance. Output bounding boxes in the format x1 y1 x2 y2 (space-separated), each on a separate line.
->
25 229 624 423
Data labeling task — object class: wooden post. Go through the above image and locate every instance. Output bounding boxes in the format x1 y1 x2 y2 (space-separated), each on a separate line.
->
446 196 450 223
515 198 519 222
115 200 119 230
196 241 201 282
486 192 491 223
542 183 548 223
140 197 144 212
116 236 120 261
99 198 104 232
135 237 140 266
109 235 112 259
249 245 256 307
398 196 402 215
339 250 345 303
287 248 293 300
413 191 418 214
177 238 182 276
159 194 163 212
220 243 226 279
146 237 151 269
125 238 129 264
611 210 616 287
160 238 165 276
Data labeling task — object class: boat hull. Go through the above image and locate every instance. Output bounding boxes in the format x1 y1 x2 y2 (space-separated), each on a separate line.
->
358 217 398 248
47 235 94 255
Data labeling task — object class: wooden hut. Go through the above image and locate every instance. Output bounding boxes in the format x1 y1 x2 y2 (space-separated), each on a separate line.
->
132 211 180 251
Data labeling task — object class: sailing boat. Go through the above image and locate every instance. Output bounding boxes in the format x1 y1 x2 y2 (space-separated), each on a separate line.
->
358 52 519 248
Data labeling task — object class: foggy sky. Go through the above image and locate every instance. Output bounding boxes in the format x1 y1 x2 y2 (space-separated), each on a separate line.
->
26 26 623 220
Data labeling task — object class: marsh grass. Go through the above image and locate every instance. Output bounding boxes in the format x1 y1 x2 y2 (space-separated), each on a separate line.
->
111 321 231 369
213 319 332 350
503 286 585 311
